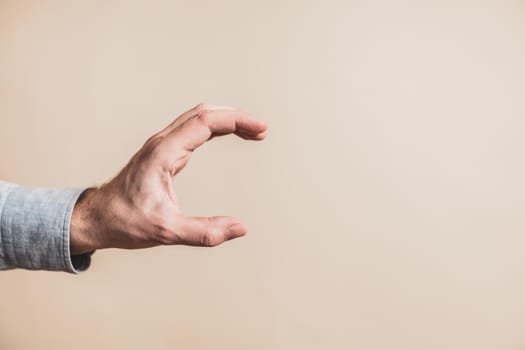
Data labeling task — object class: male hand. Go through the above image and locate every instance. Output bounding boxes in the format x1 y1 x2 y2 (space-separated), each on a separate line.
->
70 103 268 255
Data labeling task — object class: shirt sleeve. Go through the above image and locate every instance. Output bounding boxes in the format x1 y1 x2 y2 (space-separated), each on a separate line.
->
0 181 93 273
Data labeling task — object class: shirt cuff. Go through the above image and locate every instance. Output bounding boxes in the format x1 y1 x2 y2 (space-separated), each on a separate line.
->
0 185 93 273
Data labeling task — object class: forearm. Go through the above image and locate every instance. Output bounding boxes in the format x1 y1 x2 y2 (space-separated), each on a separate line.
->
0 181 92 273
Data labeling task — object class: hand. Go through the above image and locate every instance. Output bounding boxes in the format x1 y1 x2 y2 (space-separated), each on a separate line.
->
70 103 268 255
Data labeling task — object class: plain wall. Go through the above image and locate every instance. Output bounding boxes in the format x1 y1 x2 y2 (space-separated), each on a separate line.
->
1 1 525 349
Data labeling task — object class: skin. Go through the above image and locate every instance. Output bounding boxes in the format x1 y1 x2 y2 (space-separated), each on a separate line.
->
69 103 268 255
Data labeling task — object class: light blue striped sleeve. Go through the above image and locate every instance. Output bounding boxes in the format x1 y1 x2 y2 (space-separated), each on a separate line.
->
0 181 93 273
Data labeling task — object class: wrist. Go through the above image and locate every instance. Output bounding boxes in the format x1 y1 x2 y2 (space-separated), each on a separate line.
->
70 187 103 255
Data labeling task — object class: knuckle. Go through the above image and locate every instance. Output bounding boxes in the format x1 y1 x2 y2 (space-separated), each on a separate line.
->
200 229 220 247
194 102 208 113
144 134 165 150
143 133 163 147
138 135 166 164
196 110 212 125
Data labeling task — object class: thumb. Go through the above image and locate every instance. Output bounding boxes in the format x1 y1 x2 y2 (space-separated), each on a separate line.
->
175 216 247 247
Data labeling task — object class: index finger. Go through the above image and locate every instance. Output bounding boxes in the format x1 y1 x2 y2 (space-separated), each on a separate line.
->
160 108 267 173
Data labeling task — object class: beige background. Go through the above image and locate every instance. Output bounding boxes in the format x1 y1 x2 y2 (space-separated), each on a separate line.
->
0 1 524 349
